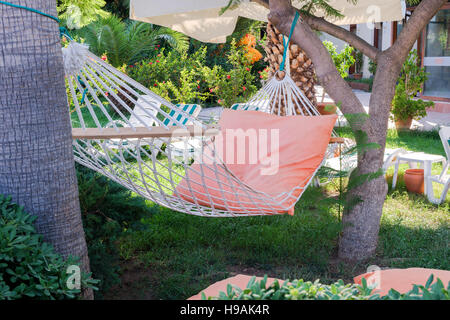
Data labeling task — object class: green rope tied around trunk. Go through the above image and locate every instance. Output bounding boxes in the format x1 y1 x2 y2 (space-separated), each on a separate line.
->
280 11 300 72
0 1 75 40
0 1 60 23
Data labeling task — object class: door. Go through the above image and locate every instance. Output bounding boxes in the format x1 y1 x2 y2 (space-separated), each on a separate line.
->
422 8 450 99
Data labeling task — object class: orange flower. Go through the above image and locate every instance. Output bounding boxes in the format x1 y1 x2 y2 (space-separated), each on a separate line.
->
244 47 263 64
238 33 256 48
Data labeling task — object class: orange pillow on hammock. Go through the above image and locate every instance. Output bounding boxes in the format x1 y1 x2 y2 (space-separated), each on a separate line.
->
175 110 337 215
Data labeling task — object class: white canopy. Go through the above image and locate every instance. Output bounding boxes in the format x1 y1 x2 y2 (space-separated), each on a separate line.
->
130 0 404 43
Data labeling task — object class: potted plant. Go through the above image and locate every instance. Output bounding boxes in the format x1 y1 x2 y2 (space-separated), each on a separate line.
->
391 83 433 129
353 50 363 79
391 50 434 130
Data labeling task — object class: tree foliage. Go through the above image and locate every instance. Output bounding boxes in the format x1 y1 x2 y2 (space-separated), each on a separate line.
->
74 15 189 67
57 0 110 29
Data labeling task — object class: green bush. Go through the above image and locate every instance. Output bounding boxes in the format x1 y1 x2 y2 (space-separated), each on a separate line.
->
205 274 450 300
126 41 259 107
203 39 258 107
323 41 355 79
76 164 153 298
74 15 188 67
126 47 212 105
0 195 98 300
391 50 434 122
391 82 434 121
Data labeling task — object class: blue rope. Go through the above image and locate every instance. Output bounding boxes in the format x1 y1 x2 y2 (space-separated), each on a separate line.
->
0 1 75 40
280 11 300 72
0 1 60 23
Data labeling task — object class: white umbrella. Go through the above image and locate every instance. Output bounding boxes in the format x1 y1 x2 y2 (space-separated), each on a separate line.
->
130 0 404 43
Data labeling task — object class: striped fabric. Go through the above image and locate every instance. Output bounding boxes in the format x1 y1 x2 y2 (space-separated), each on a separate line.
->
230 103 259 111
163 104 200 126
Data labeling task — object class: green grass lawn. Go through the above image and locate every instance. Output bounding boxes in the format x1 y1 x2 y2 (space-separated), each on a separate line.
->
96 128 448 300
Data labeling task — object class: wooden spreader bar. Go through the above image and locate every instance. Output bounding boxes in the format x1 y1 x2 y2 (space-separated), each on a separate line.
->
72 125 345 144
72 125 221 140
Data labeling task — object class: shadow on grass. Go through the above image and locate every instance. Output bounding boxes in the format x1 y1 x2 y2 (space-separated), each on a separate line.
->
116 186 343 299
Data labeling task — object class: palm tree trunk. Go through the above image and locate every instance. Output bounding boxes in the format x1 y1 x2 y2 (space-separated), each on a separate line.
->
264 22 317 115
0 0 92 298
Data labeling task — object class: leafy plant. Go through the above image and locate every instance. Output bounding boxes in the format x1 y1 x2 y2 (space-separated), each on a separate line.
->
354 49 363 74
127 40 259 107
126 47 212 105
323 41 355 79
58 0 109 29
205 274 449 300
75 15 188 67
0 195 98 300
368 59 377 76
399 50 429 98
203 39 258 106
391 82 434 121
391 50 434 122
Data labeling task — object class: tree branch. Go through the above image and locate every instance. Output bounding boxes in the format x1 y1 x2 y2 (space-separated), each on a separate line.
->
252 0 379 60
303 15 380 61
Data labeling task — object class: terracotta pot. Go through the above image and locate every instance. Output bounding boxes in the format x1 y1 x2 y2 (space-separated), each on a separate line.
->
404 169 424 194
317 103 337 115
395 117 413 130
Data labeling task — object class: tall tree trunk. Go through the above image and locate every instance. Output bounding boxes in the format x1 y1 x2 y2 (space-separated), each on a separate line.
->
0 0 92 298
265 0 446 262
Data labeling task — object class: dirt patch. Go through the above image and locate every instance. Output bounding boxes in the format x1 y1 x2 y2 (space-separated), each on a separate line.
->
102 259 156 300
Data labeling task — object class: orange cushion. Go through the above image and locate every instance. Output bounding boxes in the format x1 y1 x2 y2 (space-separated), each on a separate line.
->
188 274 281 300
353 268 450 296
175 110 337 215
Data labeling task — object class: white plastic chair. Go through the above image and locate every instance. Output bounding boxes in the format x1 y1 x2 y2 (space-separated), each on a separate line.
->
105 96 202 159
426 126 449 205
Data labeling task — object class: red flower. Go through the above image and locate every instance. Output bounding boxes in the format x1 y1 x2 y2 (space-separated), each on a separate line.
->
154 83 157 87
101 55 107 61
209 88 214 93
149 62 153 65
218 99 222 104
243 86 246 91
157 44 160 47
246 67 250 71
129 65 134 68
156 60 160 63
226 75 231 79
197 85 200 89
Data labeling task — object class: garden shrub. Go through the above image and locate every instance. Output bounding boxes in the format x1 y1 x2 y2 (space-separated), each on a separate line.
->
322 41 355 79
76 164 153 298
0 195 98 300
126 41 260 107
126 47 212 105
205 275 450 300
203 39 259 107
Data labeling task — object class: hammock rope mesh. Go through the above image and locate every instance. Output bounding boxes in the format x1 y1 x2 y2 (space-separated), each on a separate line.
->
64 40 334 217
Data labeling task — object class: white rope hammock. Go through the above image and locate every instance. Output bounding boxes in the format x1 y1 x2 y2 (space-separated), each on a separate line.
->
63 40 339 217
